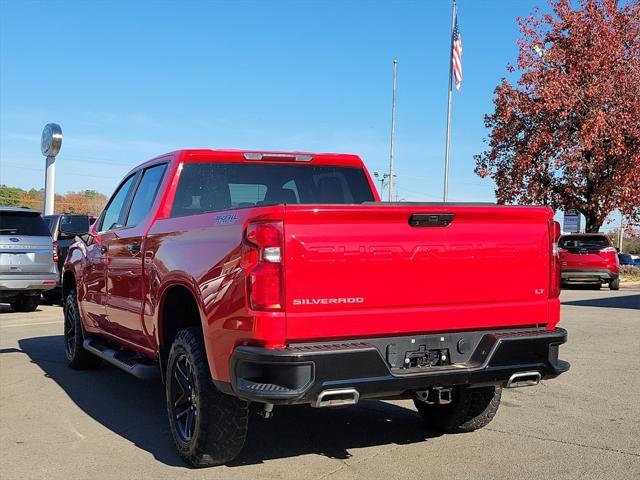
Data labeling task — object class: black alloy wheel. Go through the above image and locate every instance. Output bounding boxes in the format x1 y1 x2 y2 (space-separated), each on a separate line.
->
165 327 248 467
171 354 198 443
63 305 76 359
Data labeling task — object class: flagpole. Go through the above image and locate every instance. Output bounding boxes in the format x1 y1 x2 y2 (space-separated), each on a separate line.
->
389 59 398 202
443 0 456 202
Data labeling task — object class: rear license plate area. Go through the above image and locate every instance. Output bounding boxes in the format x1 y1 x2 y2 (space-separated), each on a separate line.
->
380 332 487 372
404 346 451 368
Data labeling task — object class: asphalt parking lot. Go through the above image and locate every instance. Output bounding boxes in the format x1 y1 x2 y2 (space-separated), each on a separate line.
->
1 288 638 480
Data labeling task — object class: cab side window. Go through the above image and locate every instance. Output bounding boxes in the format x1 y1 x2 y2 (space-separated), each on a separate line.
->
125 164 167 227
99 174 137 232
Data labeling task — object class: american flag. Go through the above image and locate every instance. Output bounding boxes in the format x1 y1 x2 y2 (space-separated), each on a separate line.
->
452 10 463 90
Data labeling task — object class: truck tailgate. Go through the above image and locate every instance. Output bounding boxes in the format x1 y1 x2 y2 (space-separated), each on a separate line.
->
283 204 553 341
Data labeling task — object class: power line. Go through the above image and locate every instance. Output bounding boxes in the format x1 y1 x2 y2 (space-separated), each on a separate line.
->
1 163 121 180
61 154 137 167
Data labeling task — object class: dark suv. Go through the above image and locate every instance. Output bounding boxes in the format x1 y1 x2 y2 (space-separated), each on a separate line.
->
0 207 57 311
42 214 90 303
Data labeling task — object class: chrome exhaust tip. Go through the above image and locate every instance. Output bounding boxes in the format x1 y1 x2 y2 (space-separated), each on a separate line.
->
312 388 360 408
506 371 541 388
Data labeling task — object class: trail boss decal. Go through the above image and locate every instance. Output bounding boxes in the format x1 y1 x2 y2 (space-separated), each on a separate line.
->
215 213 239 225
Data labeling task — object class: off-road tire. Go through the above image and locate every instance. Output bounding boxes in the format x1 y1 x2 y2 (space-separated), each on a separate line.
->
414 386 502 433
166 327 248 467
10 295 40 312
63 289 102 369
609 278 620 290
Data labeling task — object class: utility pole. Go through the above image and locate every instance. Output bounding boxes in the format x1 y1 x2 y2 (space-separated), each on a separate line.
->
618 214 624 251
443 0 456 202
388 59 398 202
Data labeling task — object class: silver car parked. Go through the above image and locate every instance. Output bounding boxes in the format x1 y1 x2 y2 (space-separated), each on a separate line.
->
0 207 57 312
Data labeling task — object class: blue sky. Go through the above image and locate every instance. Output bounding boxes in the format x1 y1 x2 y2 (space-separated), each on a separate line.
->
2 0 550 205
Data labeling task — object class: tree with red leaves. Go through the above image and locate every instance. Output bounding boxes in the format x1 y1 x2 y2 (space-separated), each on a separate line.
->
475 0 640 232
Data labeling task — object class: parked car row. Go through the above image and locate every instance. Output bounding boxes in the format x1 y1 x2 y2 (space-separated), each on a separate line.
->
1 202 636 315
0 207 90 311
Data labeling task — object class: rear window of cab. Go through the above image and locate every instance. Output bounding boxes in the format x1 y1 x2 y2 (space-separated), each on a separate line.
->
170 162 374 218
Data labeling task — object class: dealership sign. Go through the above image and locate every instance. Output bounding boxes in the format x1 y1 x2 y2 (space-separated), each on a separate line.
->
563 209 581 233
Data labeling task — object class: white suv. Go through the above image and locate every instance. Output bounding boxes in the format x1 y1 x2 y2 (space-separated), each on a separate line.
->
0 207 57 312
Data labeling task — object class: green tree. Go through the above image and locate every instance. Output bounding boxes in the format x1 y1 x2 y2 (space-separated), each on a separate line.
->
0 185 24 206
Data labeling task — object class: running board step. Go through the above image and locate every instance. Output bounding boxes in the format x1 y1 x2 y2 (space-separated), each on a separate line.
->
83 339 159 379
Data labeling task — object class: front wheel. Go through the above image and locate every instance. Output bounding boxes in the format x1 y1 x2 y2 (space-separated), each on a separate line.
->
166 328 248 467
10 295 40 312
609 278 620 290
414 386 502 433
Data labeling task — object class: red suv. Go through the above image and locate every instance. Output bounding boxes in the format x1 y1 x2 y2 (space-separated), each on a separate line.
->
559 233 619 290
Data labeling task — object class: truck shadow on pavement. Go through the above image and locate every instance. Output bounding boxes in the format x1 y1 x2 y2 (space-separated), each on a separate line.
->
562 294 639 310
17 335 441 468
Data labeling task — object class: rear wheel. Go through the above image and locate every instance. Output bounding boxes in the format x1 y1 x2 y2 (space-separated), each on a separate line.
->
63 289 102 369
10 295 40 312
166 327 248 467
609 278 620 290
414 386 501 433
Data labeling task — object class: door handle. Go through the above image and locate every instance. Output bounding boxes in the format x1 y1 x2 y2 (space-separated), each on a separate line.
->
100 245 108 254
127 243 141 255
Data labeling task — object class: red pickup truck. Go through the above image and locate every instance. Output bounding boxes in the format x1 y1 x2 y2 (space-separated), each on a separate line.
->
63 149 569 467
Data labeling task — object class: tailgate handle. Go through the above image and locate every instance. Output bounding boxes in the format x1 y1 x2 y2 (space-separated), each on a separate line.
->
409 213 455 227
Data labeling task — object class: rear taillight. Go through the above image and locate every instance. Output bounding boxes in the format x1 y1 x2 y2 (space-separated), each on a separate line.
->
52 241 59 263
548 220 561 298
600 246 619 266
241 221 284 311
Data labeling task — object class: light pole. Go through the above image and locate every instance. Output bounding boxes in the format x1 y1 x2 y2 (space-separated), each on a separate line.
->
389 59 398 202
41 123 62 215
373 171 390 199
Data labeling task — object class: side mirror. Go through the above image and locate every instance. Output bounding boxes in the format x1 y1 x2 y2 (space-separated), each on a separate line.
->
79 233 94 246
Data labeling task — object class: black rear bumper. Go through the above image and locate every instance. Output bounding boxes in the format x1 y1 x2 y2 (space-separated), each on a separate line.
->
227 327 570 405
561 269 617 282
